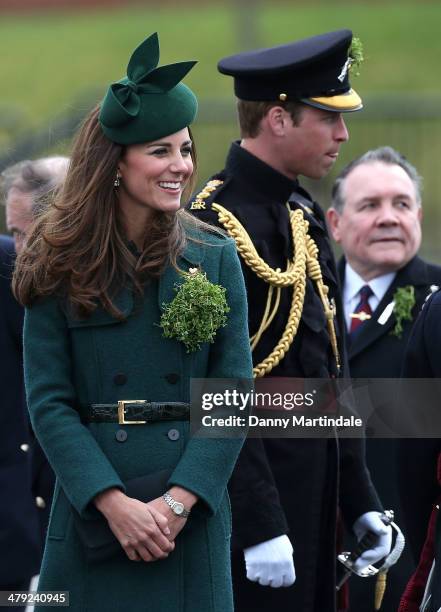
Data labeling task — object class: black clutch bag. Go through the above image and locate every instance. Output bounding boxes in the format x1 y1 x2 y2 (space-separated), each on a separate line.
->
72 468 173 562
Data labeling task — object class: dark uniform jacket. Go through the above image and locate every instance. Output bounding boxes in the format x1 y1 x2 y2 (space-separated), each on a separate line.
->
0 232 56 563
190 143 381 612
338 256 441 611
0 235 41 588
397 290 441 611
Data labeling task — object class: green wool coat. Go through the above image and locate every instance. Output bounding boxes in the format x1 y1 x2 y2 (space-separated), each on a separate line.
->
23 232 252 612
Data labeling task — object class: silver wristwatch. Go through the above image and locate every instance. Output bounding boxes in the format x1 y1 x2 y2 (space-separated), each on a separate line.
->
162 491 191 518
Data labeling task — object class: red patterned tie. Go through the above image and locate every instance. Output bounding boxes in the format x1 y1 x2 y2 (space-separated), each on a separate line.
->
350 285 373 335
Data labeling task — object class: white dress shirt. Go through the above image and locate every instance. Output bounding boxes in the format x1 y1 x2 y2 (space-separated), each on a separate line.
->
343 263 396 331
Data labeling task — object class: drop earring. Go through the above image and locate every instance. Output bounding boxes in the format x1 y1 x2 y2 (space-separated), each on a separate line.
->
114 172 121 188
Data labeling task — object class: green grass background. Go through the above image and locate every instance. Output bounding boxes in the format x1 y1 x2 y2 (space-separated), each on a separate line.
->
1 1 441 120
1 0 440 257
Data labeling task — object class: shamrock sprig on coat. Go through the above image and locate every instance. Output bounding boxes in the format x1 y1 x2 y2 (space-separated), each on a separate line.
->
391 285 415 338
160 268 230 352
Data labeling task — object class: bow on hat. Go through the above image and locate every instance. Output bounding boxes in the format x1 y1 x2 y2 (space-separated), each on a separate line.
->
100 33 196 128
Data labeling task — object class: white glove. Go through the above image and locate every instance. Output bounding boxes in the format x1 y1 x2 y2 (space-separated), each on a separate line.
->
243 535 296 588
352 511 392 572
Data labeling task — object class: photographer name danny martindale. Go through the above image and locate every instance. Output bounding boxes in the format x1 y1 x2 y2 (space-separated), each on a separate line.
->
200 413 363 430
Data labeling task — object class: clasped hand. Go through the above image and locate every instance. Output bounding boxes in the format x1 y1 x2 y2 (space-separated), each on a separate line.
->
94 489 188 562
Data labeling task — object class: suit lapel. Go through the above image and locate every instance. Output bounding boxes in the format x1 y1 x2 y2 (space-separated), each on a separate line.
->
346 257 430 360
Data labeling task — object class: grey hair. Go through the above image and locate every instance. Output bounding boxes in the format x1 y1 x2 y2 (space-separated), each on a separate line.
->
1 156 69 216
331 146 422 212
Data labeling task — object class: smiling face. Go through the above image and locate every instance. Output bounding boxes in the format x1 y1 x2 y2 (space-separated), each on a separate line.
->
327 161 422 280
117 128 194 227
279 105 349 180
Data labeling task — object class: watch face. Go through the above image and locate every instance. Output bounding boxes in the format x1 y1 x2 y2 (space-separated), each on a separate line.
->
174 502 184 515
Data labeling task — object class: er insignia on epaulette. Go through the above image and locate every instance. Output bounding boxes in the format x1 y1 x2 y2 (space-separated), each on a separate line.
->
190 200 206 210
190 179 224 210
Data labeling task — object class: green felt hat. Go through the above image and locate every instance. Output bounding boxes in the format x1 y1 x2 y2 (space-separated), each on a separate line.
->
99 33 198 145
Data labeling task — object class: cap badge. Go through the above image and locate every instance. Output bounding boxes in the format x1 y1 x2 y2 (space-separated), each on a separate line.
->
337 58 351 83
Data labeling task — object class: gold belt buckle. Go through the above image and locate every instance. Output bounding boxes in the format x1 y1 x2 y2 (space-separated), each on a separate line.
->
117 400 147 425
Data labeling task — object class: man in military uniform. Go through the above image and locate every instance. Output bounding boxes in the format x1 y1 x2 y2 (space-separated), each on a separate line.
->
397 289 441 611
189 30 391 612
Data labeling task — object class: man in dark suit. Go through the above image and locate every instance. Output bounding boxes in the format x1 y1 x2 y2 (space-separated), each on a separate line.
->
0 234 41 604
327 145 441 610
1 156 69 558
190 31 392 612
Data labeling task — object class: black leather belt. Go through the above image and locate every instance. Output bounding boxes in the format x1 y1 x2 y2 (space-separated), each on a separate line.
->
81 401 190 425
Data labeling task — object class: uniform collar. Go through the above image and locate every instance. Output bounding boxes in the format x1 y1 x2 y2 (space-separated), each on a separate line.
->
225 141 298 203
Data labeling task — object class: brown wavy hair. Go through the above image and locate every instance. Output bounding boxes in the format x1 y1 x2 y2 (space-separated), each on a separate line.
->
13 104 201 319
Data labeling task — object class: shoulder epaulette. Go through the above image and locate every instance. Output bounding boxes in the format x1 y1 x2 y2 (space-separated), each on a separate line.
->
189 179 224 210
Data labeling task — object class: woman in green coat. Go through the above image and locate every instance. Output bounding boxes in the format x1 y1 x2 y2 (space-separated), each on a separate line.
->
14 33 252 612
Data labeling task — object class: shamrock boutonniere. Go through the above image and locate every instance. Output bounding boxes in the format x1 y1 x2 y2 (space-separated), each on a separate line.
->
349 37 364 77
160 268 230 352
391 285 415 338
